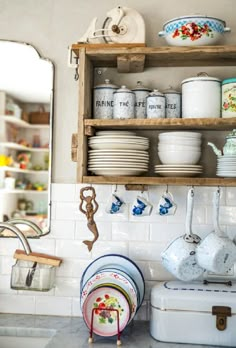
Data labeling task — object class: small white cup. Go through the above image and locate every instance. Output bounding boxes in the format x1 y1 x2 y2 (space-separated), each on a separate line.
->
131 195 153 216
157 191 177 216
105 194 125 214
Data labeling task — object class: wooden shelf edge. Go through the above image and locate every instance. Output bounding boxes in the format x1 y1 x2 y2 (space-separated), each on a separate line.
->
83 176 236 187
84 118 236 130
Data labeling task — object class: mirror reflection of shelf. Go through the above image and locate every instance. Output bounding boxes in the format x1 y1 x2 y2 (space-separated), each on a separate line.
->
0 166 48 174
0 189 48 194
0 115 50 129
0 142 49 152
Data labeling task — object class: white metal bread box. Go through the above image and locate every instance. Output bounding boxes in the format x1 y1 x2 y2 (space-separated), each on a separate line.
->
150 281 236 347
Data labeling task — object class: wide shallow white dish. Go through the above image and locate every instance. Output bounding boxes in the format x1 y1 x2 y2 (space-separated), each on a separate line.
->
155 170 202 177
88 163 148 168
89 168 147 175
80 254 145 309
82 287 130 337
89 143 149 150
89 157 149 163
96 131 136 136
90 135 149 141
89 149 149 155
155 164 202 169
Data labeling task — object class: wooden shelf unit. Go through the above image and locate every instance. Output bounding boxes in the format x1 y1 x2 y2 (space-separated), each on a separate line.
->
71 44 236 186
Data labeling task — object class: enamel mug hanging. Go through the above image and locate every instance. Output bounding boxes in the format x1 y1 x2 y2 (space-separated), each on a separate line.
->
113 85 135 119
146 89 166 119
132 81 150 119
93 79 118 119
163 87 181 118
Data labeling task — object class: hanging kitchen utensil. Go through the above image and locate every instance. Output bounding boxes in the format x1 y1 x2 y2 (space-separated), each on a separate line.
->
78 6 145 44
161 187 204 281
196 188 236 273
79 186 99 251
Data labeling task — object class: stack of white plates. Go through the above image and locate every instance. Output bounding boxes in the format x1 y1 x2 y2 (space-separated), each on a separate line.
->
154 164 203 177
216 155 236 177
88 131 149 176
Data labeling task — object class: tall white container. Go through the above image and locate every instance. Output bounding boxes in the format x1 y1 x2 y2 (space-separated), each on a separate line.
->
222 78 236 118
113 85 135 119
132 81 150 119
182 73 221 118
146 89 166 119
93 79 118 119
163 87 181 118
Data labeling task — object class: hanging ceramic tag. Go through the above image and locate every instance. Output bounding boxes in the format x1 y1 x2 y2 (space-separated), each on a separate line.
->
157 191 177 216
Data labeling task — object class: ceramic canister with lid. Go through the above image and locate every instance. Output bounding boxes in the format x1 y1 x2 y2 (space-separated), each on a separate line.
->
146 89 166 119
132 81 151 119
222 78 236 118
182 73 221 118
163 87 181 118
113 85 135 119
93 79 118 119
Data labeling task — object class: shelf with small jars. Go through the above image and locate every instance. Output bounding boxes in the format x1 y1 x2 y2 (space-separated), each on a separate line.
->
70 44 236 186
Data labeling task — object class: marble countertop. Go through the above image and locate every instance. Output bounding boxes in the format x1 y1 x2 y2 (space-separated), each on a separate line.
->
0 314 224 348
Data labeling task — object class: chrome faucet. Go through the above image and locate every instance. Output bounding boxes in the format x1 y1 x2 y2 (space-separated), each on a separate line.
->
0 222 31 254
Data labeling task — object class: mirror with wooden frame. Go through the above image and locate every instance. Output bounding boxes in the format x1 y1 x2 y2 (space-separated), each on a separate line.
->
0 40 54 237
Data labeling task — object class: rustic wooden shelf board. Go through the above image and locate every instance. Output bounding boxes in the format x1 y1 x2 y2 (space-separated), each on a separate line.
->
72 45 236 67
83 176 236 186
84 118 236 130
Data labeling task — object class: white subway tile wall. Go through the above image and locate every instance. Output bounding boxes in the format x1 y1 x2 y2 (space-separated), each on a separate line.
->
0 184 236 319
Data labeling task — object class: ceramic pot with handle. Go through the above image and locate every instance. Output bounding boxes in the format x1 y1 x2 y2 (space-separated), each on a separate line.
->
196 189 236 273
161 188 204 281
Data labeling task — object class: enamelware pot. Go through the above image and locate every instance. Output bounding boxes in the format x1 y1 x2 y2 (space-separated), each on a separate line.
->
161 188 204 281
158 15 230 46
196 189 236 273
182 72 221 118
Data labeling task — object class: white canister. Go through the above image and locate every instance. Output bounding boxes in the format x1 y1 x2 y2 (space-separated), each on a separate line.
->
182 73 221 118
222 78 236 118
146 89 166 119
132 81 150 119
113 85 135 119
93 79 118 119
163 87 181 118
4 176 16 190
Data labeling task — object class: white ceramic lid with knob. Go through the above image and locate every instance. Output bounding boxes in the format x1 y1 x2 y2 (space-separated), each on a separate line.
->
94 79 118 89
163 86 181 94
147 89 165 97
114 85 134 94
132 81 150 92
182 72 221 85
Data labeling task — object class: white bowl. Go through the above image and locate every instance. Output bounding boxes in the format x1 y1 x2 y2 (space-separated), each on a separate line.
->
159 131 202 139
159 138 201 146
158 150 201 165
158 144 201 152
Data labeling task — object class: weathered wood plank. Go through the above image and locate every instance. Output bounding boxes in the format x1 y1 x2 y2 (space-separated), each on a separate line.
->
84 118 236 131
117 54 145 73
71 133 78 162
83 176 236 187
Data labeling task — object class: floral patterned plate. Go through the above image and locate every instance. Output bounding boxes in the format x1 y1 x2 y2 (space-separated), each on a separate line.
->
80 254 145 309
82 286 130 337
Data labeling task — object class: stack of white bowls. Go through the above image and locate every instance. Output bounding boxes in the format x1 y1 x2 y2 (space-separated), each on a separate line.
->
156 131 203 176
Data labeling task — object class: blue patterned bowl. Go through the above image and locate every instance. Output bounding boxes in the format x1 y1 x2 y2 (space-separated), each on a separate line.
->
158 15 230 46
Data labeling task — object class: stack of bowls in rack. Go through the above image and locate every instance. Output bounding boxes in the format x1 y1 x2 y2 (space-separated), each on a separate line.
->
88 131 149 176
155 131 203 177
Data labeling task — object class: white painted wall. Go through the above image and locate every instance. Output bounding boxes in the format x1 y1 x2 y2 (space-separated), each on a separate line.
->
0 0 236 318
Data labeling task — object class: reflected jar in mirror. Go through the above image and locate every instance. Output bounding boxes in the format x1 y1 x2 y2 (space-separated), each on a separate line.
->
93 79 118 119
113 85 135 119
146 89 166 119
222 78 236 118
163 87 181 118
132 81 150 119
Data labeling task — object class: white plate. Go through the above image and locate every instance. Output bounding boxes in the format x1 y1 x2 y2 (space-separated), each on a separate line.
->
89 157 149 162
96 131 136 136
89 159 149 164
89 143 149 150
88 164 148 169
90 135 148 141
154 164 202 169
216 173 236 177
89 149 148 154
89 169 147 175
80 254 145 309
